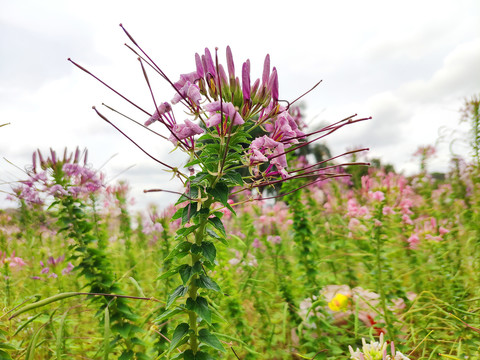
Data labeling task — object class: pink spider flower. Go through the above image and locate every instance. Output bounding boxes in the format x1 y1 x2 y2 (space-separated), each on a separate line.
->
168 119 204 145
0 251 26 269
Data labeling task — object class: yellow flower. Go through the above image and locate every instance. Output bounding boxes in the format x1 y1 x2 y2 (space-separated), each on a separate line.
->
328 293 350 312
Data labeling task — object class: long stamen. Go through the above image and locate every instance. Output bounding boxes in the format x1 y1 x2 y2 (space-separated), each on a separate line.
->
288 149 370 173
101 103 168 140
92 106 183 175
271 117 371 161
119 24 196 114
67 58 150 116
286 79 323 110
143 188 193 200
253 174 351 201
137 58 186 148
281 114 359 143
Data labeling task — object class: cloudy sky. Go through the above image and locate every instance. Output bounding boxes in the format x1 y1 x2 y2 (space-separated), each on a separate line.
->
1 0 479 210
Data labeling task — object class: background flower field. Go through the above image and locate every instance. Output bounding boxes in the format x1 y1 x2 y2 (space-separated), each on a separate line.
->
1 120 480 359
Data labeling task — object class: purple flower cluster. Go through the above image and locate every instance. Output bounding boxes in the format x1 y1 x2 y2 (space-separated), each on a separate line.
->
10 148 104 205
143 46 309 181
32 255 74 280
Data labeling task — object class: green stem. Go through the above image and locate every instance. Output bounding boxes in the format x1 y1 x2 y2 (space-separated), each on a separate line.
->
187 198 212 354
373 205 394 338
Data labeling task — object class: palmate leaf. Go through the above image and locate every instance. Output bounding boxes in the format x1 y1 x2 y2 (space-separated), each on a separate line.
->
198 328 226 352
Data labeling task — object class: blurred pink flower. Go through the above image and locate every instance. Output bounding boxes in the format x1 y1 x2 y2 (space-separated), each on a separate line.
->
369 191 385 202
407 234 420 249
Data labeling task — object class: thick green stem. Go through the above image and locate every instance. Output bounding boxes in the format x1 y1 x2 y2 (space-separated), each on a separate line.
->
187 198 212 354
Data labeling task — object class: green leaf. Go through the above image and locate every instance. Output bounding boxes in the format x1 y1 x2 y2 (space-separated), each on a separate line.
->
206 229 228 246
172 207 183 220
193 297 212 324
178 264 193 285
164 241 191 262
176 224 199 237
167 285 188 308
155 307 184 323
192 261 203 274
0 350 13 360
118 349 134 360
182 204 198 225
169 323 189 354
201 242 216 263
157 266 179 280
197 133 216 141
190 172 211 186
222 171 244 186
112 322 131 339
195 352 214 360
206 229 220 239
198 328 226 352
196 274 220 292
26 324 46 360
208 217 225 236
190 243 202 254
182 350 195 360
207 183 229 206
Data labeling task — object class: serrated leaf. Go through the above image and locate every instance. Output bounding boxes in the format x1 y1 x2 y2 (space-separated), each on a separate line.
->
182 350 195 360
222 171 244 186
176 224 199 237
206 229 220 239
167 285 188 308
182 204 198 225
190 172 211 185
193 297 211 324
198 328 225 352
197 133 216 141
207 183 229 206
178 265 193 285
184 158 202 167
164 241 191 262
208 217 225 236
206 229 228 245
169 323 189 354
119 350 134 360
201 242 216 263
157 266 179 281
172 207 183 220
195 351 214 360
176 186 200 206
192 261 203 274
196 274 220 292
155 307 184 323
190 243 202 254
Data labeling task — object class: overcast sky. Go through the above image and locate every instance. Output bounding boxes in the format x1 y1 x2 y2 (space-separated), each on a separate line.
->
1 0 479 210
